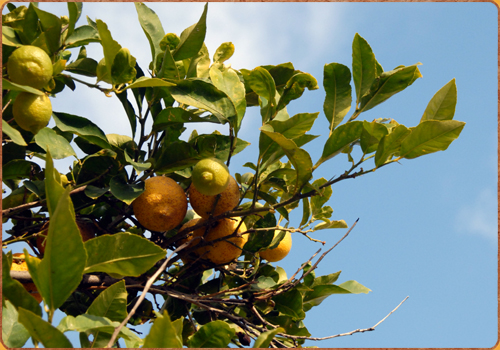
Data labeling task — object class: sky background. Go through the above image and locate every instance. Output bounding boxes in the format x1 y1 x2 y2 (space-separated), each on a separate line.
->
2 1 498 348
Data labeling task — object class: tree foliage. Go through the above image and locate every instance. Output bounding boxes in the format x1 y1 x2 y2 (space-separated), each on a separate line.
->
2 3 464 348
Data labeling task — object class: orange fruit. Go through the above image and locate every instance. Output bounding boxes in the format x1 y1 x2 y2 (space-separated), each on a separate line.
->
189 175 240 219
259 230 292 262
132 176 188 232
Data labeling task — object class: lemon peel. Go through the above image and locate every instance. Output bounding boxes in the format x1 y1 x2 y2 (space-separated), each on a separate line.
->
189 175 240 219
191 158 230 196
7 45 53 89
12 92 52 134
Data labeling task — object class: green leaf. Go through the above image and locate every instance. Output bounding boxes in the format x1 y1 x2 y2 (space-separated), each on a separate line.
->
2 160 40 180
115 89 138 138
32 6 61 55
143 310 183 348
154 140 199 173
109 174 144 205
213 42 234 63
273 289 305 320
44 149 65 215
313 219 348 231
323 63 352 132
186 43 211 79
253 327 285 348
168 79 237 124
260 127 313 193
187 320 235 348
123 151 151 174
30 187 87 312
359 64 422 113
173 3 208 61
111 48 137 85
134 3 165 67
84 233 166 277
65 57 98 77
2 25 22 46
242 67 276 115
243 212 277 253
352 33 379 106
2 300 31 348
52 112 110 149
158 44 180 80
86 280 128 322
400 120 465 159
84 185 108 199
96 19 122 84
2 78 44 95
276 72 318 111
311 271 341 287
317 121 364 167
65 25 99 48
2 252 42 316
57 314 142 346
153 107 220 131
420 78 457 122
35 128 77 159
360 120 389 154
19 308 73 348
67 2 83 38
209 66 247 132
303 280 370 312
124 76 176 89
338 280 371 294
374 124 411 167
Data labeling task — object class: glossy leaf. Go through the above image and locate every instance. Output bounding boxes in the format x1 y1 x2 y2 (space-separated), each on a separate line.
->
213 42 234 63
2 300 30 348
158 45 180 80
352 33 378 105
2 26 22 46
273 289 305 320
57 314 142 346
317 121 364 167
277 72 319 111
242 67 276 112
35 127 77 159
111 48 137 84
375 124 411 167
2 78 44 95
18 308 73 348
52 112 110 149
2 160 41 180
360 120 389 154
96 19 122 83
30 186 87 312
125 76 176 89
323 63 352 132
186 43 211 79
65 25 99 48
123 151 151 174
168 79 237 123
153 107 219 131
109 174 144 205
84 233 166 277
187 320 235 348
260 126 313 193
135 3 165 66
420 78 457 122
359 64 422 113
173 3 208 61
400 120 465 159
253 327 285 348
67 2 83 37
32 6 61 55
2 252 42 316
209 66 246 131
303 280 370 312
86 280 128 322
64 57 98 77
143 311 183 348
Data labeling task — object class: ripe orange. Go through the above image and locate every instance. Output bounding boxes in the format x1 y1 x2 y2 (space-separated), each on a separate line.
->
189 175 240 219
259 230 292 262
180 217 248 265
132 176 188 232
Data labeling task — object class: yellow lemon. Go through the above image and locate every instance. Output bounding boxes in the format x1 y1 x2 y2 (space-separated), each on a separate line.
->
189 175 240 219
259 230 292 262
132 176 188 232
7 45 53 89
10 253 43 303
12 92 52 134
180 217 248 265
191 158 230 196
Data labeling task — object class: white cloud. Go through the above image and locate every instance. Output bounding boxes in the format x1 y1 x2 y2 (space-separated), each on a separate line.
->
455 188 498 241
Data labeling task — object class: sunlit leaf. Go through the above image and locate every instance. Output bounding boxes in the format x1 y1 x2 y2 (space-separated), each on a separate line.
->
35 128 77 159
109 174 144 205
143 311 183 348
323 62 352 132
187 320 235 348
18 308 73 348
253 327 285 348
420 78 457 122
173 3 208 61
374 124 411 167
316 121 364 167
352 33 378 105
2 300 31 348
135 3 165 66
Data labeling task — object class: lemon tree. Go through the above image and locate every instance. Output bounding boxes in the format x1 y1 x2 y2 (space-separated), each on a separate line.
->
2 3 465 349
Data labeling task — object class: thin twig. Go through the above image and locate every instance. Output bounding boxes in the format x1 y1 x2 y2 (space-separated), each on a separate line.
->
105 241 191 348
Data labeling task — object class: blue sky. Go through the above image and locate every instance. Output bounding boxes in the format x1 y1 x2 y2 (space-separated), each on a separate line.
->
3 2 498 348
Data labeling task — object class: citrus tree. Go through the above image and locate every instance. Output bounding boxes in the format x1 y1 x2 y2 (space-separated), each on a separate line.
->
2 3 466 348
